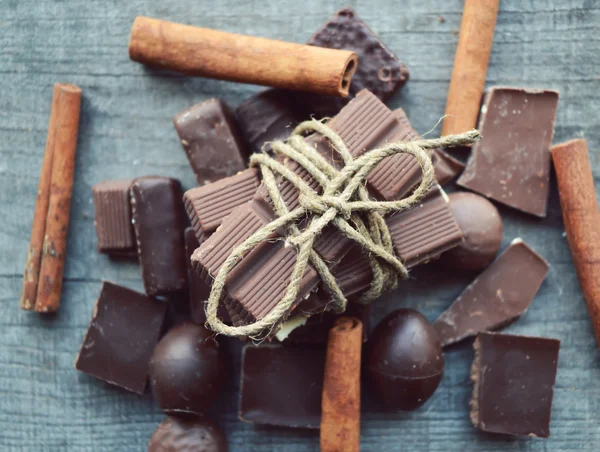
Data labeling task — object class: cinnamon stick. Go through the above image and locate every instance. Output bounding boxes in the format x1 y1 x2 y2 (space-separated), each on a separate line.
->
128 16 357 97
20 84 62 310
551 139 600 347
321 316 362 452
34 84 82 313
441 0 500 136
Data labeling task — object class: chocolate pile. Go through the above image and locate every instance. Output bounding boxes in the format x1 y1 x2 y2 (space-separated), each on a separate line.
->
64 7 568 450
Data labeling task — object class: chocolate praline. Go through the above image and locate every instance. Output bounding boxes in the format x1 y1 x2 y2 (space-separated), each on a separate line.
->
438 191 503 272
367 309 444 411
148 416 227 452
149 322 226 414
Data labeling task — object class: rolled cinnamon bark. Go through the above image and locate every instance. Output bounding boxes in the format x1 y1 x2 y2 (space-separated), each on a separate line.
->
551 139 600 347
441 0 500 135
34 84 82 313
129 17 357 97
320 316 362 452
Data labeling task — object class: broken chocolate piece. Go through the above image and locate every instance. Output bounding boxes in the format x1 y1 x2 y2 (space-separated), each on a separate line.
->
92 179 135 255
434 239 549 347
431 148 465 185
148 416 227 452
457 87 559 217
131 176 187 296
235 89 308 154
437 192 503 272
183 168 259 244
184 228 210 324
471 332 560 438
174 99 248 185
75 281 167 394
240 345 325 429
307 8 409 106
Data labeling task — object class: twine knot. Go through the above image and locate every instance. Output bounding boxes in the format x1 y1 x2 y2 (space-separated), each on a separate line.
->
205 118 480 339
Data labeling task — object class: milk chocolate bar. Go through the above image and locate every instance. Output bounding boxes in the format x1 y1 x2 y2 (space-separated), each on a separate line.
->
75 281 167 394
174 99 248 185
235 89 308 154
131 176 187 296
239 345 325 429
457 87 559 217
471 332 560 438
92 179 135 255
183 168 259 243
434 239 549 347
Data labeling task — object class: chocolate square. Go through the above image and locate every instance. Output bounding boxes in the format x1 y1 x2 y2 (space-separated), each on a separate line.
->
92 179 135 254
471 332 560 438
75 281 167 394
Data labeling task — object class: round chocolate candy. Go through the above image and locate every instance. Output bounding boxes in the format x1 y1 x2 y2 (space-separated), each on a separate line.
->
367 309 444 411
149 322 226 414
438 191 503 272
148 416 227 452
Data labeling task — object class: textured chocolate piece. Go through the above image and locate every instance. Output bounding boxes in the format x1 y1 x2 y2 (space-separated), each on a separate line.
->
437 192 503 272
184 168 259 244
240 345 325 428
367 309 444 411
148 416 227 452
131 177 187 296
387 187 464 268
92 179 135 254
457 87 559 217
184 228 210 324
75 281 167 394
235 89 308 154
307 8 409 106
174 98 248 185
435 239 549 347
471 332 560 438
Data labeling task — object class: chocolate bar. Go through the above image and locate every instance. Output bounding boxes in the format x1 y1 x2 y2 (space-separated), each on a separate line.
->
235 89 308 154
184 228 210 324
174 99 248 185
183 168 259 244
434 239 549 347
471 332 560 437
298 8 410 118
92 179 135 255
457 87 559 217
131 176 187 296
239 345 325 429
430 148 465 186
75 281 167 394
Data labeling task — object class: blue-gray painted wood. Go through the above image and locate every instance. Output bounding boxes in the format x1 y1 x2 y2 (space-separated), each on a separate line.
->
1 0 599 450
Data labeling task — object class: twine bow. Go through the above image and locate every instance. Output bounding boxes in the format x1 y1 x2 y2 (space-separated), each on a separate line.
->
205 119 480 338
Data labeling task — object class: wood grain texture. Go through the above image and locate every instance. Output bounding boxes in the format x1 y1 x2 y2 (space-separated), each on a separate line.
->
1 0 599 450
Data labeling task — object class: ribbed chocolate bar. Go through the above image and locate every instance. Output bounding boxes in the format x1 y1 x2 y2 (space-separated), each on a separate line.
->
174 98 248 185
387 188 463 268
92 179 135 254
184 168 259 244
131 176 187 296
184 227 210 324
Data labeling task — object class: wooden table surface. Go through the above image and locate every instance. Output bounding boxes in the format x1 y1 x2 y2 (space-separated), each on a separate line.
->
1 0 599 450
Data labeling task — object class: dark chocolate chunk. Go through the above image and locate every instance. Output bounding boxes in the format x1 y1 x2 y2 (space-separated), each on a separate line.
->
183 168 259 244
471 332 560 438
434 239 549 347
149 323 226 414
235 89 308 154
148 416 227 452
367 309 444 411
131 176 187 296
457 87 559 217
431 148 465 186
437 192 503 272
308 8 409 104
239 345 325 429
92 179 135 255
75 281 167 394
174 98 248 185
